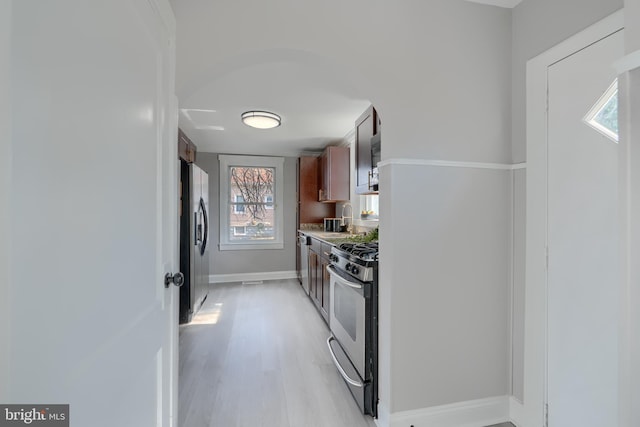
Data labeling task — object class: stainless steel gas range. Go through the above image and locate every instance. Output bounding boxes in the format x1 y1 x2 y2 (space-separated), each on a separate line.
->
326 242 378 417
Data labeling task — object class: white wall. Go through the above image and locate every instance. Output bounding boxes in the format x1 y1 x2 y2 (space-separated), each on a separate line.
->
171 0 513 419
0 0 11 401
627 0 640 52
195 153 297 277
380 162 511 413
173 0 512 163
511 168 525 401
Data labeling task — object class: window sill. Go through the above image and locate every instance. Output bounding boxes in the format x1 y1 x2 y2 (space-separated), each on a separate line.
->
354 218 379 227
219 242 284 251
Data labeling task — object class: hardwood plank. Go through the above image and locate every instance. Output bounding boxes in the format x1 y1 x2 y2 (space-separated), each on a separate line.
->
179 280 375 427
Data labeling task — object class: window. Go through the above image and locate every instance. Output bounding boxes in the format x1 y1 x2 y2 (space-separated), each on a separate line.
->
233 195 245 214
361 194 379 219
583 79 619 143
219 155 284 250
353 194 379 223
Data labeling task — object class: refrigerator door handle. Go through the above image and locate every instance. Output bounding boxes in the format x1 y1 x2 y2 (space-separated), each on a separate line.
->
199 197 208 255
194 212 200 246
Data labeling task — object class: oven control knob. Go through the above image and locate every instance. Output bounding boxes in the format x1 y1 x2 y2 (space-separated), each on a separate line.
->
351 266 360 275
345 263 352 271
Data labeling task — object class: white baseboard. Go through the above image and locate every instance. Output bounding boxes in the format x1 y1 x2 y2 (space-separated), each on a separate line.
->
209 270 298 284
384 396 510 427
509 396 525 427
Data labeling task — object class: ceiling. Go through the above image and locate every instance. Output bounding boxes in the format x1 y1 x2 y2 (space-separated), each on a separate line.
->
176 0 520 158
178 57 371 157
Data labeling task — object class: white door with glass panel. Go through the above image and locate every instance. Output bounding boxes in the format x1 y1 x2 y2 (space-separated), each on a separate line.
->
546 29 623 427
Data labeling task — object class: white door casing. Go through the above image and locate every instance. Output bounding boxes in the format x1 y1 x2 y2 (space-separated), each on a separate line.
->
524 10 624 427
547 29 623 427
10 0 177 426
0 0 12 401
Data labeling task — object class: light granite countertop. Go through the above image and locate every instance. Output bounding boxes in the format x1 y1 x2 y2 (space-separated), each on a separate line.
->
298 229 357 245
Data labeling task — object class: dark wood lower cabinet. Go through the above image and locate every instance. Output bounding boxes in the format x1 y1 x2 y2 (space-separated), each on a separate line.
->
320 256 330 321
308 249 317 301
308 238 331 324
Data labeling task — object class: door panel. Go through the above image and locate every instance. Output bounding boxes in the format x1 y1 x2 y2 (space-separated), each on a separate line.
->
309 250 318 301
547 30 623 427
11 0 177 425
322 257 330 317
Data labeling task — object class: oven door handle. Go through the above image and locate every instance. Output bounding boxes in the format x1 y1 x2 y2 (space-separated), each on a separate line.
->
326 265 363 289
326 336 364 388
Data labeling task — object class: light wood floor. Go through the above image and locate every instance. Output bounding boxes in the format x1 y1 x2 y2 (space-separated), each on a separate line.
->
178 279 377 427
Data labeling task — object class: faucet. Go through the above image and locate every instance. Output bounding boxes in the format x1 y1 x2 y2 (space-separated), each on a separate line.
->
341 202 354 234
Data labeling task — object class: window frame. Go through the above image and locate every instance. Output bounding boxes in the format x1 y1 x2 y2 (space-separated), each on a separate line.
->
219 155 284 250
583 79 619 143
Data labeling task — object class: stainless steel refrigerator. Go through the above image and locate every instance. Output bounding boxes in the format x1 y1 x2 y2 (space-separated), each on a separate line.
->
179 161 210 324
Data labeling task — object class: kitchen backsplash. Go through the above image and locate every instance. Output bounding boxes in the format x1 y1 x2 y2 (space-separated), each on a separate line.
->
300 223 324 231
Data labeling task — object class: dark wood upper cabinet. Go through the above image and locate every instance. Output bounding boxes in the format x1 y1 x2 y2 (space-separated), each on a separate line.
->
178 128 196 163
319 146 350 202
298 157 335 225
355 105 381 194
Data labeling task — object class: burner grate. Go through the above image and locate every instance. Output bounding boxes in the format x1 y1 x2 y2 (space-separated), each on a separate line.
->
337 242 379 261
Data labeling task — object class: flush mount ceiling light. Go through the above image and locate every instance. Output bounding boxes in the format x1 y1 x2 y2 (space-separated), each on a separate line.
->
241 111 281 129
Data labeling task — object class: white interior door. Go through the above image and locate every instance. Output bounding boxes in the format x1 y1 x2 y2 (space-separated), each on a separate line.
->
10 1 177 426
547 29 623 426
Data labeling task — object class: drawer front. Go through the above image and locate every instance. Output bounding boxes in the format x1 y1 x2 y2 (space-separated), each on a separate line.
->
321 242 332 260
311 237 322 254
